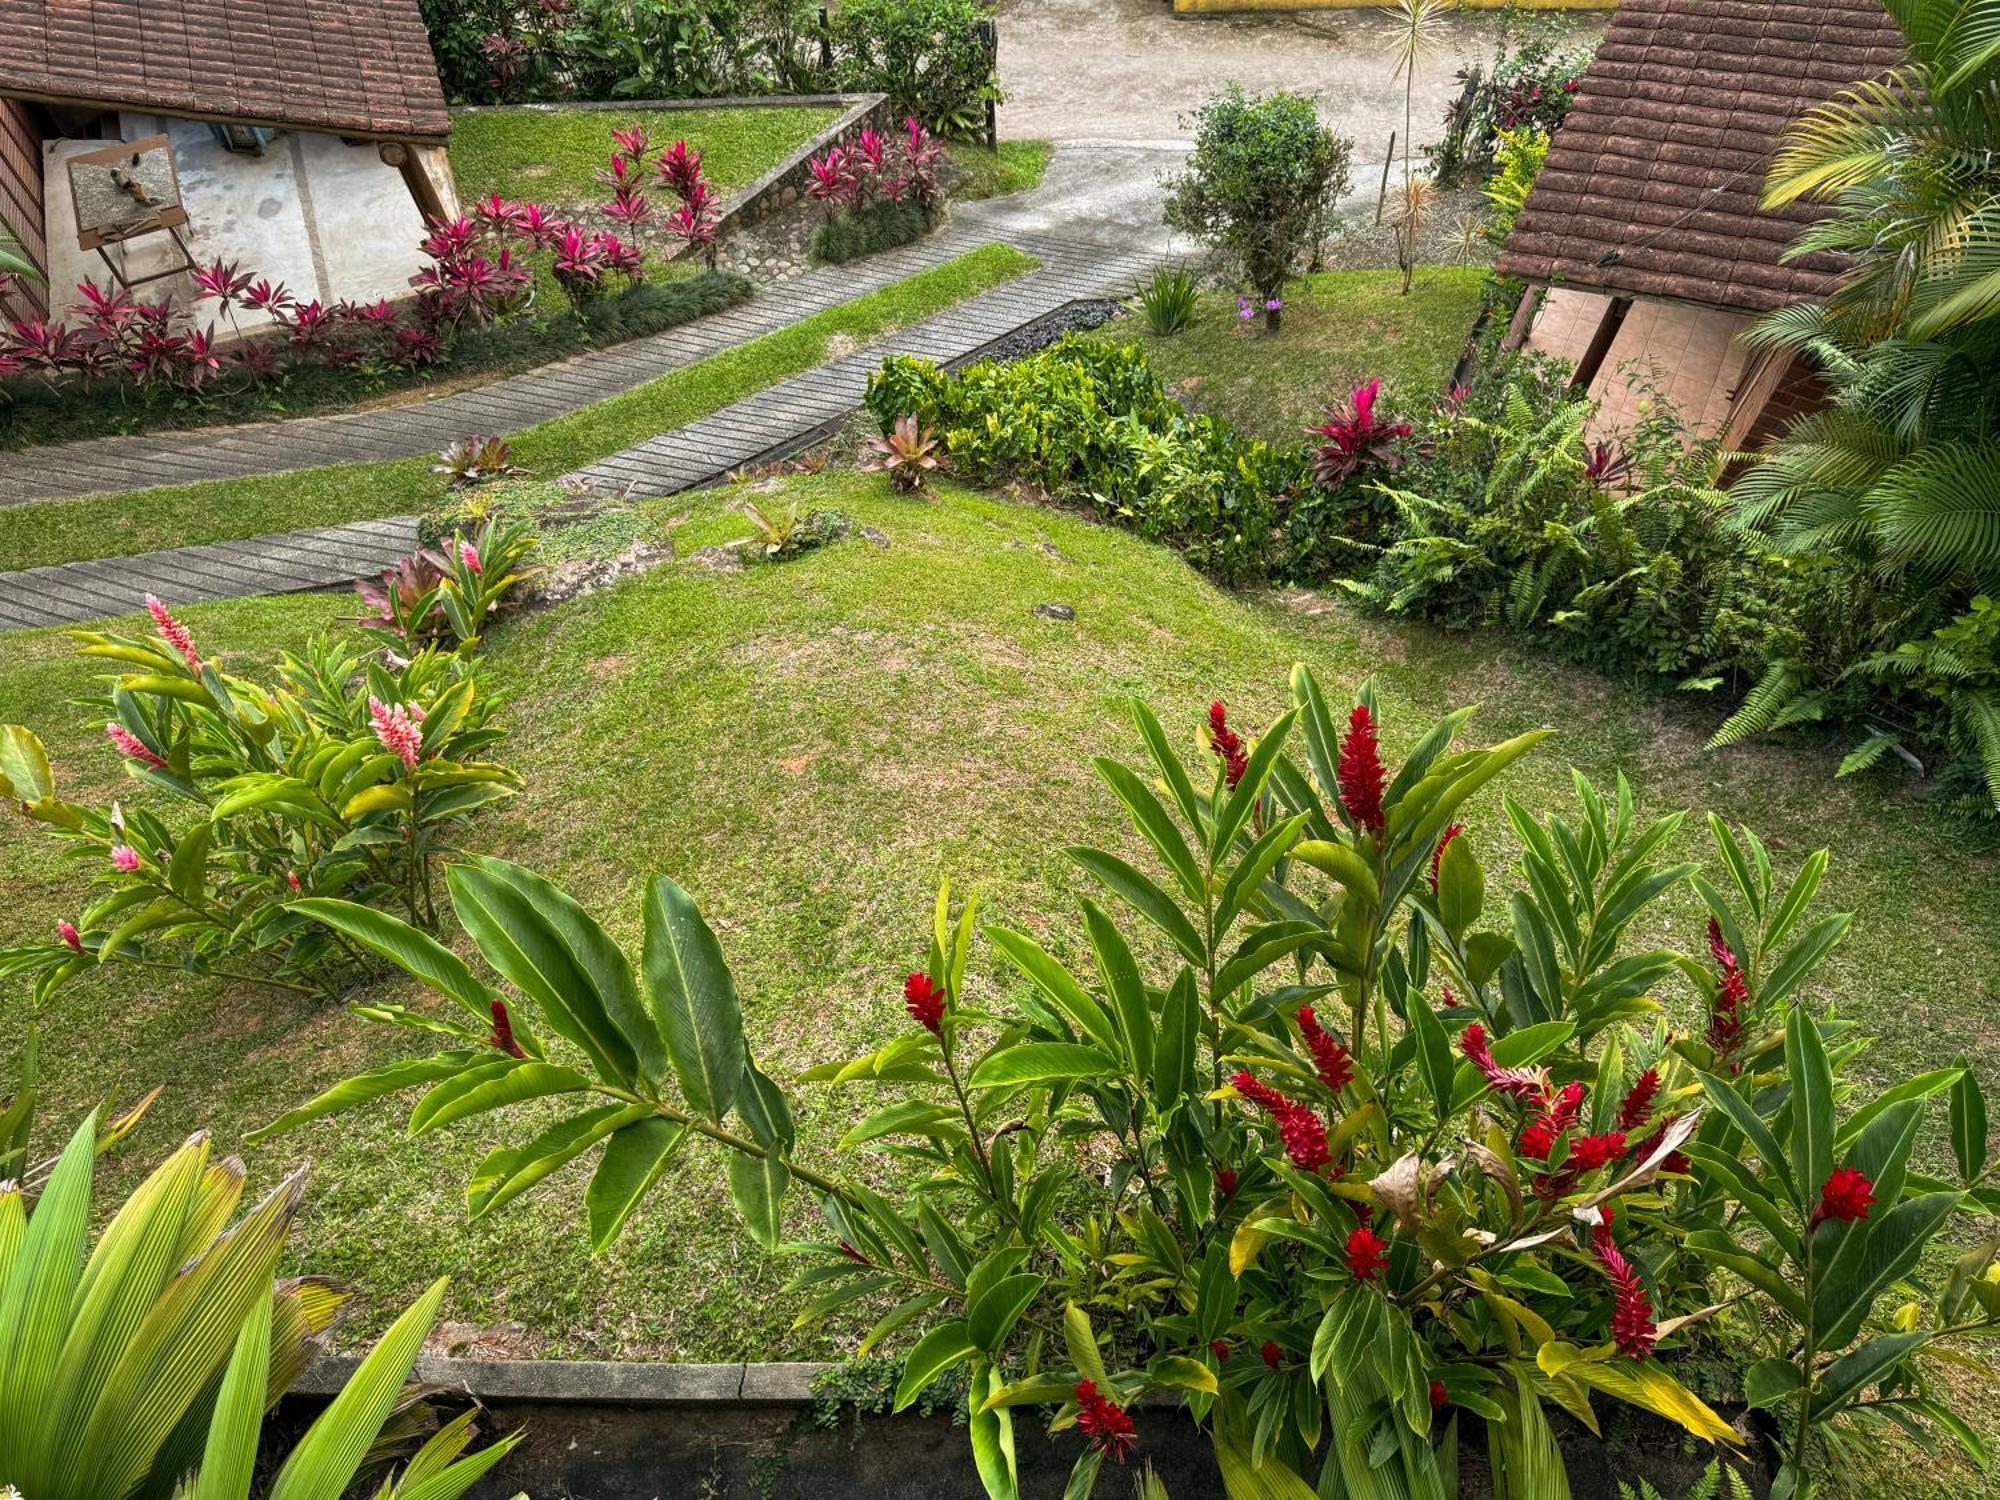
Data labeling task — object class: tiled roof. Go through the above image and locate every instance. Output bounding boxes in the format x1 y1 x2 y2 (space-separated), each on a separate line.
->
0 0 451 142
1494 0 1906 312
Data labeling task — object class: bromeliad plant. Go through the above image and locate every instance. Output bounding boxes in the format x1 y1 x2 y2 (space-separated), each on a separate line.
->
249 665 1995 1498
0 1110 520 1500
0 602 517 1005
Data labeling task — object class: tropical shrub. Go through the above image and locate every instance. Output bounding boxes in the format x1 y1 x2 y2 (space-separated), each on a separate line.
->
1429 18 1594 187
356 516 541 649
866 337 1310 585
0 1109 519 1500
0 601 518 1005
806 118 947 262
827 0 1001 139
1482 127 1551 248
1163 88 1354 331
250 666 1997 1499
862 413 947 491
1723 0 2000 808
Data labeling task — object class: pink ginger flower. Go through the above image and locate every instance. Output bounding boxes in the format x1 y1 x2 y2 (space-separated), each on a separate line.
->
106 722 166 769
58 920 83 952
460 540 483 574
145 594 201 671
111 844 141 873
369 695 426 770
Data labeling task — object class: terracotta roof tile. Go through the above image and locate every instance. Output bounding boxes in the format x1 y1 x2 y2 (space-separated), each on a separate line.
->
1496 0 1904 311
0 0 450 141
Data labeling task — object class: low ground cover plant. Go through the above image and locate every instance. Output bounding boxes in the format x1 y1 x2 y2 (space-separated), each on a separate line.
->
253 667 1996 1498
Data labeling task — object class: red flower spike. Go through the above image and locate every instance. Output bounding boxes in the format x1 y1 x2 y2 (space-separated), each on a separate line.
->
1704 920 1750 1068
487 999 526 1058
1591 1214 1657 1360
1518 1083 1582 1161
58 920 83 953
1207 701 1249 790
1429 1380 1447 1410
1618 1068 1661 1131
1259 1340 1283 1369
1296 1006 1354 1091
903 972 945 1034
1336 704 1387 838
1232 1071 1331 1175
1460 1023 1547 1102
1346 1224 1389 1281
1428 823 1463 892
1568 1132 1628 1172
1075 1381 1138 1464
1811 1167 1875 1228
105 722 166 769
1706 918 1737 972
1215 1167 1238 1201
1211 1339 1230 1362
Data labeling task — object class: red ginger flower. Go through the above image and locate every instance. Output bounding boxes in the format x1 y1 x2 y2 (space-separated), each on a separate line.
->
1568 1132 1628 1172
1211 1339 1230 1361
903 972 945 1034
105 722 165 769
145 594 200 671
1337 704 1387 838
1207 701 1249 789
1259 1340 1283 1369
1631 1115 1690 1176
1215 1167 1238 1200
487 998 527 1058
1429 1380 1447 1410
1428 823 1462 892
1296 1006 1354 1091
111 844 141 873
1074 1381 1138 1464
1460 1023 1546 1102
1705 919 1750 1068
1519 1081 1584 1161
1346 1224 1389 1281
1439 984 1459 1008
1811 1167 1875 1228
58 920 83 953
1233 1071 1331 1175
1618 1068 1661 1131
1591 1209 1657 1360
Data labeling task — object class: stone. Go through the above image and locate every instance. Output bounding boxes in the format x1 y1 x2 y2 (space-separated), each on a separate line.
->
535 540 675 606
686 543 750 572
1033 603 1076 621
860 526 891 548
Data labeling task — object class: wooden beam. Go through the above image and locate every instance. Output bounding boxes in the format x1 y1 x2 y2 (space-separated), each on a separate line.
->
1569 295 1632 392
385 140 446 226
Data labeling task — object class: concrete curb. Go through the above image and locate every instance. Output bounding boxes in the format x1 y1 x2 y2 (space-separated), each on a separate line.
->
294 1354 840 1406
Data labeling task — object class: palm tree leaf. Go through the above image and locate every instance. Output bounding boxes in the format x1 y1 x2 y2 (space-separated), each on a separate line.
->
188 1289 274 1500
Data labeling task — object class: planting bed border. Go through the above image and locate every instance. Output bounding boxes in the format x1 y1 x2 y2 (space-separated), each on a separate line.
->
449 93 892 235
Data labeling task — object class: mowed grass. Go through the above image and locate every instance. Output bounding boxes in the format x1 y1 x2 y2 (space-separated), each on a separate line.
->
948 139 1055 200
1 474 1994 1495
1096 267 1493 443
451 104 843 209
0 244 1038 572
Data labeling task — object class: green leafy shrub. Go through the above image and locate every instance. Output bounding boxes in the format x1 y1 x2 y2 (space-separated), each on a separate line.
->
0 1108 518 1500
355 516 541 650
1133 263 1202 336
0 605 518 1005
866 336 1310 584
255 666 1998 1499
1428 17 1595 187
1163 87 1354 331
1482 127 1550 248
811 199 931 264
826 0 1000 139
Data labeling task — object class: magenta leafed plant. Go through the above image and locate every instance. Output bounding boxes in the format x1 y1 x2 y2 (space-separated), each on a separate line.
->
1310 377 1414 489
860 413 946 492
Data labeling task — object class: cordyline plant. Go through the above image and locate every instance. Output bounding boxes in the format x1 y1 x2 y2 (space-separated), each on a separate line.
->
807 117 947 223
249 667 1997 1498
0 600 517 1006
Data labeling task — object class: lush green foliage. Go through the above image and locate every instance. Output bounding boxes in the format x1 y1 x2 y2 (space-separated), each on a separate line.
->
1481 128 1550 249
1428 17 1596 188
0 600 519 1005
0 1109 518 1500
1162 88 1354 330
867 337 1311 584
1727 0 2000 807
1134 264 1203 337
811 199 932 264
250 666 1998 1499
425 0 998 137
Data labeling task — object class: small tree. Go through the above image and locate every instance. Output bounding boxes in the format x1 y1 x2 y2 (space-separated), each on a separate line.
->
1163 87 1352 331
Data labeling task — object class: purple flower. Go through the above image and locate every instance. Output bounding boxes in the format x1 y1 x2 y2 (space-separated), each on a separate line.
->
1265 297 1282 311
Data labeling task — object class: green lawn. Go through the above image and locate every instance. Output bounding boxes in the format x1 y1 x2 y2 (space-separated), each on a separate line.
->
948 139 1054 200
451 104 843 209
2 471 1995 1496
0 244 1038 572
1095 267 1493 444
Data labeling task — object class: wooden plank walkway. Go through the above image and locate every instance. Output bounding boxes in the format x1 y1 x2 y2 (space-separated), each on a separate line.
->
567 242 1150 498
0 519 419 631
0 228 1010 508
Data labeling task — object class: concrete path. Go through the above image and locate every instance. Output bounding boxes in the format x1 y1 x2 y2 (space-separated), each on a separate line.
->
0 226 1008 509
0 518 419 632
569 236 1151 498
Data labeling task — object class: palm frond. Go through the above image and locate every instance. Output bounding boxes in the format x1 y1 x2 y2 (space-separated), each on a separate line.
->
1863 438 2000 580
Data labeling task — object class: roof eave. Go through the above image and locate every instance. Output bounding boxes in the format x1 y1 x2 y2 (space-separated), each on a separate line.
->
0 87 451 145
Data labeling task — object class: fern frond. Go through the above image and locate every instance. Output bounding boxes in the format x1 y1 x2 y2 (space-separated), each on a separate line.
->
1712 660 1808 746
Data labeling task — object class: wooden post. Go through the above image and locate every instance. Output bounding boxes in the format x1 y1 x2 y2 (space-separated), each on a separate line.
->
1375 131 1396 226
818 7 833 70
1569 295 1633 393
382 141 449 227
